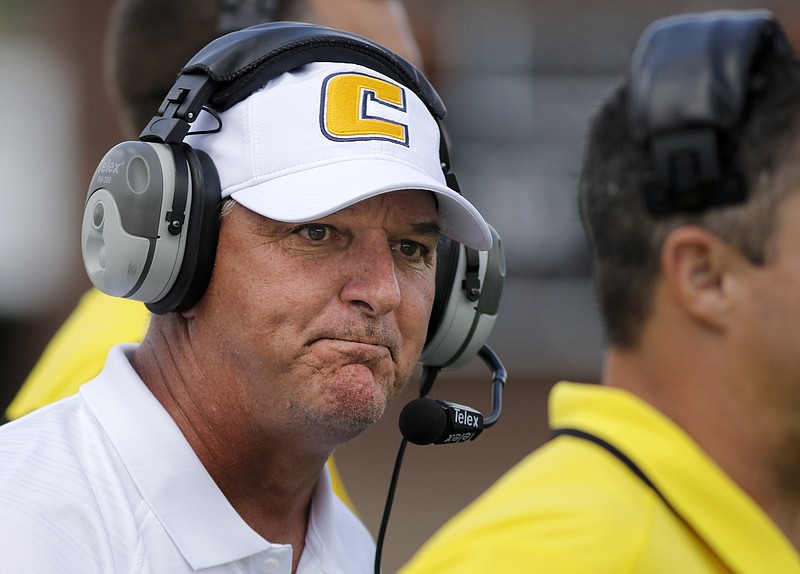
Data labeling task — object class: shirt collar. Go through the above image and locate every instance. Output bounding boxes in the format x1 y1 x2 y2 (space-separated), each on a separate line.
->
551 381 800 573
298 466 344 573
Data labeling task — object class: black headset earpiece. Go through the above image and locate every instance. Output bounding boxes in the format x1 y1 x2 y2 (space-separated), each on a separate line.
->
629 9 792 215
81 21 505 368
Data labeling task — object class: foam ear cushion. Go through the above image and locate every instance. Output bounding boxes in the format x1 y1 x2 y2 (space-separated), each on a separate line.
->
425 236 460 346
146 146 221 314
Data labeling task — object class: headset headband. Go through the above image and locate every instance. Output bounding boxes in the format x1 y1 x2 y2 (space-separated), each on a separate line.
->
140 22 446 145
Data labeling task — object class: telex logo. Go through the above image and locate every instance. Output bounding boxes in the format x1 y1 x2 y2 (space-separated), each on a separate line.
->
441 432 477 444
99 160 126 174
453 408 481 429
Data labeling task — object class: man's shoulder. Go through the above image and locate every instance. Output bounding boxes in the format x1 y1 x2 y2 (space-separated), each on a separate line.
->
0 394 140 569
1 391 90 449
472 435 658 535
0 393 115 498
400 436 663 574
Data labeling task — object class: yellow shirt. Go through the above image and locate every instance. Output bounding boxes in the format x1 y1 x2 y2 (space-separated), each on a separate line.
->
400 382 800 573
7 288 355 512
7 289 150 418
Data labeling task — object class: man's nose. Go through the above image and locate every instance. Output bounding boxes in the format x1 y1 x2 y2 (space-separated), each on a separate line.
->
339 236 401 316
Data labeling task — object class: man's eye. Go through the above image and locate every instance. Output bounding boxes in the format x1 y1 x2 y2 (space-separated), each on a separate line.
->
398 240 428 258
298 225 329 241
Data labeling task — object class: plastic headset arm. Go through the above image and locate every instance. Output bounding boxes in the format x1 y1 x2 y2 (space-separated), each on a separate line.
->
140 73 217 144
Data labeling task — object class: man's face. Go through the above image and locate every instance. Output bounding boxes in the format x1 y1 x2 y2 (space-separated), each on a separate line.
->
190 189 440 446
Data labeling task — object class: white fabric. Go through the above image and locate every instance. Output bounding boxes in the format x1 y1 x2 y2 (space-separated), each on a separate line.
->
187 61 492 251
0 344 375 574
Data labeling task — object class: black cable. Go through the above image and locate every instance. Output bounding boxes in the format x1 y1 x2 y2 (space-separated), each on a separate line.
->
373 436 408 574
374 365 439 574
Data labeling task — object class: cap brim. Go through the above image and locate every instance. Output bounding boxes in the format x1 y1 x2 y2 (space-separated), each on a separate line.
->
228 157 493 250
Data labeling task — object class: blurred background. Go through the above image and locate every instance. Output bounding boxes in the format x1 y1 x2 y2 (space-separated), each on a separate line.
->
2 0 800 571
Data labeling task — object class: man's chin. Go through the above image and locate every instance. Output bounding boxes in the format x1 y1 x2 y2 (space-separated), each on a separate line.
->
287 366 387 440
304 403 385 446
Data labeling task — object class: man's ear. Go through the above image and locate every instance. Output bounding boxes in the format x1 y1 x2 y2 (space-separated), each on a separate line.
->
660 225 740 331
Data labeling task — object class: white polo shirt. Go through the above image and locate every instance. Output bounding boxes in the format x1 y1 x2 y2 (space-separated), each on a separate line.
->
0 344 375 573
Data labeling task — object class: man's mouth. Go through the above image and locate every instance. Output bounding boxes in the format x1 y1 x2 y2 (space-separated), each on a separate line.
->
310 337 394 361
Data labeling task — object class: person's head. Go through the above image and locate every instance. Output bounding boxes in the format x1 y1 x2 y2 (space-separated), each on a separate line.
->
579 11 800 349
107 0 422 136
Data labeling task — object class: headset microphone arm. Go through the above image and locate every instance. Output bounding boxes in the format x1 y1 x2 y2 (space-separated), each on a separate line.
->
478 344 506 427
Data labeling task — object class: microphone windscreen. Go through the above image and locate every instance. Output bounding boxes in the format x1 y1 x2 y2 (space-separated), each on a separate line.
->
399 398 447 445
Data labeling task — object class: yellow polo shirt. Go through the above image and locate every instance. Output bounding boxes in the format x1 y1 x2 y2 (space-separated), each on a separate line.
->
7 288 355 512
400 382 800 573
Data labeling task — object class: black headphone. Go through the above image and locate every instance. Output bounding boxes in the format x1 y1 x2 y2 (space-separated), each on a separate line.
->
81 21 505 370
629 9 793 215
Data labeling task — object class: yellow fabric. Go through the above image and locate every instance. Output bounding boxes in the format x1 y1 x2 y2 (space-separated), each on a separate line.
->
401 382 800 574
7 289 150 419
7 288 356 513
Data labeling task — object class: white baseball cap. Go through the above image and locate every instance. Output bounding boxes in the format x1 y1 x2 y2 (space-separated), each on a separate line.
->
187 61 492 251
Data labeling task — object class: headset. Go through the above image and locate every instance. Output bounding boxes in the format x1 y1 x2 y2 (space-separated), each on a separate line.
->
81 21 505 372
629 9 793 215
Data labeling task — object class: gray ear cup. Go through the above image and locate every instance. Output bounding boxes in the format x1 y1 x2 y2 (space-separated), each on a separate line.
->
81 141 190 304
421 226 505 369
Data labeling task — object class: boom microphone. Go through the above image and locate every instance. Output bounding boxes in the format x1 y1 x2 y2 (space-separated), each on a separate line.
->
397 345 505 446
399 398 483 445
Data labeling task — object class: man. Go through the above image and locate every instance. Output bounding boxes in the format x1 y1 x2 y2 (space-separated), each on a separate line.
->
401 10 800 573
0 24 492 573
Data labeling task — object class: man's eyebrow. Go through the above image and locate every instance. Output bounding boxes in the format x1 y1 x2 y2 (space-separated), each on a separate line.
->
411 221 442 236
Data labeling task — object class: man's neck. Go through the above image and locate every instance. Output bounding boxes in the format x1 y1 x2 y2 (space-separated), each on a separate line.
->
604 346 800 551
131 320 329 571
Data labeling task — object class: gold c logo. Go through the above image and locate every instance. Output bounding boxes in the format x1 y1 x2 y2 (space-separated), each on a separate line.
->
320 72 409 146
